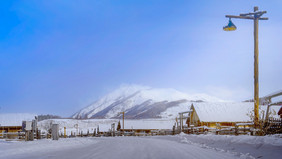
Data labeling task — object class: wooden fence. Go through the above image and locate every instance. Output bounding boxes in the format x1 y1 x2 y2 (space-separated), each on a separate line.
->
264 118 282 134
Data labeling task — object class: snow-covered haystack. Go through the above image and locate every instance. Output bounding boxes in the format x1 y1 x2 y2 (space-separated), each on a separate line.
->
72 84 224 119
0 113 37 126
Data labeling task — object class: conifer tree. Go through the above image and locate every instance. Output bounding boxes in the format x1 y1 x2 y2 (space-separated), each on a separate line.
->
117 121 121 131
93 128 96 137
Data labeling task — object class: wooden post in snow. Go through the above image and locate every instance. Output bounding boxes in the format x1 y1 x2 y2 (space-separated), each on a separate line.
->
64 127 66 138
51 124 59 140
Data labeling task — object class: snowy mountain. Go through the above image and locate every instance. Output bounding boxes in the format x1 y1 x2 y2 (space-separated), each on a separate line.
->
72 85 224 119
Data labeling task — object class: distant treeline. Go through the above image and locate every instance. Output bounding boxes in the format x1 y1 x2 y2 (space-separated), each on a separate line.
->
38 114 62 121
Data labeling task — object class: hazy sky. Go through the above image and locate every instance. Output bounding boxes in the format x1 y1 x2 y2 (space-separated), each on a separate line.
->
0 0 281 116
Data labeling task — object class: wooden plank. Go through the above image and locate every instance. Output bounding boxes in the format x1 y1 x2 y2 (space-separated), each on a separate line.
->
225 15 268 20
259 17 268 20
240 11 267 16
225 15 254 20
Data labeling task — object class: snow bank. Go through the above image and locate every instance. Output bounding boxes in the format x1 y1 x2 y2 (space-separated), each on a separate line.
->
180 134 282 146
175 134 282 159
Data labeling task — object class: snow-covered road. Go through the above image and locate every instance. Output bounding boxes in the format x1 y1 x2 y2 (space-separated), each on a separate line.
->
1 136 238 159
1 134 281 159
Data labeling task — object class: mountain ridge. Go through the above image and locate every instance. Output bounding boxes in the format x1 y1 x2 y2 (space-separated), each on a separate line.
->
72 84 224 119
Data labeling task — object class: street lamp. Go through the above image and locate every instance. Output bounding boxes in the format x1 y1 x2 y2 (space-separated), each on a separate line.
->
223 18 237 31
224 6 268 129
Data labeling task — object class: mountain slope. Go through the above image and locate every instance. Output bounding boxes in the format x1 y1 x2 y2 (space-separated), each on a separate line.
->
72 85 224 119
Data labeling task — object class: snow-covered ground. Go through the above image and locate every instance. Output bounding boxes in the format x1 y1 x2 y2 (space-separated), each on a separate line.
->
38 118 175 135
1 134 281 159
173 133 282 159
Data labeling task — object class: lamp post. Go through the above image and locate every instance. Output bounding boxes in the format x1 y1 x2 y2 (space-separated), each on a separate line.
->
224 7 268 129
119 112 125 135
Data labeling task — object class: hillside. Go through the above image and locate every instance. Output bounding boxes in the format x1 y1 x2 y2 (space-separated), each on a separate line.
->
72 85 224 119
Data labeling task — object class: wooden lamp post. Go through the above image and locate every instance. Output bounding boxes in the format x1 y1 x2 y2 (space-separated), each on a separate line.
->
224 6 268 129
119 111 125 135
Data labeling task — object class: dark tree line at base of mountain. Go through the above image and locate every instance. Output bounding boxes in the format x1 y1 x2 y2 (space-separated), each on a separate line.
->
38 114 62 121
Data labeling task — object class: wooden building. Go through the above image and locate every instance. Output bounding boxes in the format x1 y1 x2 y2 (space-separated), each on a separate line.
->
187 102 280 129
0 126 22 138
0 113 36 138
278 107 282 118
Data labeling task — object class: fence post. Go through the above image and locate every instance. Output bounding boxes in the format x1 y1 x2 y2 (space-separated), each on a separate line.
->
51 124 59 140
64 127 66 138
37 130 41 139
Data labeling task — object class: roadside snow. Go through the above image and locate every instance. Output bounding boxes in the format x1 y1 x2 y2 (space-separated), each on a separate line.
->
173 133 282 159
177 133 282 146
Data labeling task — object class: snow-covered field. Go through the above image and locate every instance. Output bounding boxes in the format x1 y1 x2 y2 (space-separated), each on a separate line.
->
1 134 281 159
174 133 282 159
38 118 175 135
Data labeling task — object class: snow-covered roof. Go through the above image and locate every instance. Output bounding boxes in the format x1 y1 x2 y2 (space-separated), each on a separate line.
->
192 102 280 122
0 113 37 126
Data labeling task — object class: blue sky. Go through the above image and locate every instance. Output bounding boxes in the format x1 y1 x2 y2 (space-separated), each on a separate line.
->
0 0 281 116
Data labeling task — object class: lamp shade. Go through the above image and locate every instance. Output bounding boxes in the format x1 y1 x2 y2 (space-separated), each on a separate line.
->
223 18 237 31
